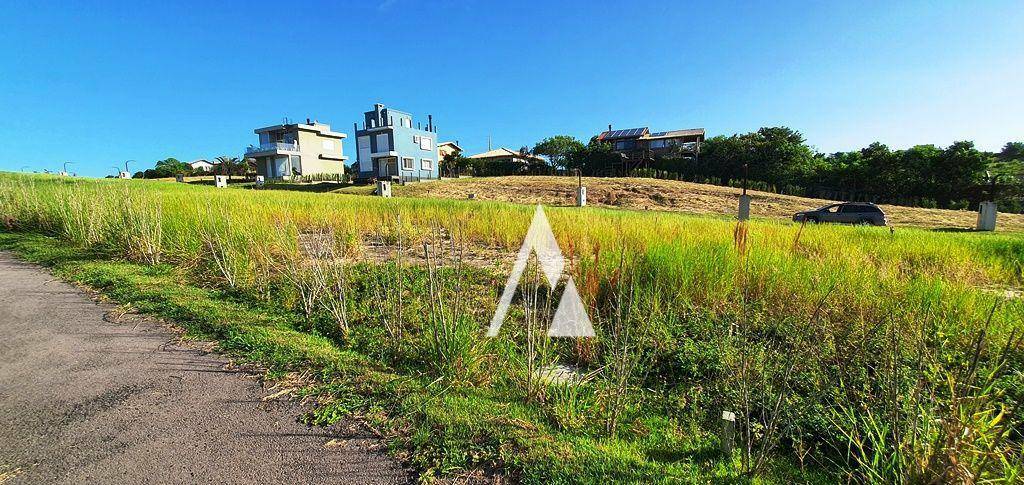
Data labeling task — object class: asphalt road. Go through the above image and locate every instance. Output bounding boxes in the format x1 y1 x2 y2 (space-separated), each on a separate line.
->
0 252 408 484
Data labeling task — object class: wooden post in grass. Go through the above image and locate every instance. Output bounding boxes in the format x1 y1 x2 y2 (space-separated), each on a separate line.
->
721 410 736 456
738 164 751 221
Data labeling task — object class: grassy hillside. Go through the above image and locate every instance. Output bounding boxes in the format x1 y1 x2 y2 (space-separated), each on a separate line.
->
389 176 1024 232
1 172 1022 482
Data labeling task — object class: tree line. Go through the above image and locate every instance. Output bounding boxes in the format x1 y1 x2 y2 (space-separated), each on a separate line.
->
441 128 1024 212
126 156 251 180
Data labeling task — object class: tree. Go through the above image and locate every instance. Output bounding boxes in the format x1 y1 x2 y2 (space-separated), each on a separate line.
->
440 153 470 177
533 135 585 171
138 158 192 179
215 156 242 180
998 142 1024 162
933 141 989 208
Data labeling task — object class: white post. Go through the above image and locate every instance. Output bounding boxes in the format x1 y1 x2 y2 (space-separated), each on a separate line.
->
214 175 228 188
738 195 751 221
576 186 587 207
976 201 997 231
376 180 392 198
721 411 736 456
255 175 265 188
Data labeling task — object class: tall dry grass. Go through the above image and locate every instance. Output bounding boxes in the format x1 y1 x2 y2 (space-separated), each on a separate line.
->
2 172 1023 481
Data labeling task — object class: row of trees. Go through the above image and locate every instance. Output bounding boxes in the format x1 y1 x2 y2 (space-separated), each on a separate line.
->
440 129 1023 212
129 156 251 179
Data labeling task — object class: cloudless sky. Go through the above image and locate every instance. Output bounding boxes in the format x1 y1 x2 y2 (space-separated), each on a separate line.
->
1 0 1022 177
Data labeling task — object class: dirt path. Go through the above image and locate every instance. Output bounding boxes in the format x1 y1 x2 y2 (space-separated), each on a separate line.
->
0 252 408 484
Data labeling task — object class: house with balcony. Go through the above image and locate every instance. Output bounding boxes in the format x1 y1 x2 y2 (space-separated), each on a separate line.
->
246 119 348 179
353 104 439 182
596 125 705 165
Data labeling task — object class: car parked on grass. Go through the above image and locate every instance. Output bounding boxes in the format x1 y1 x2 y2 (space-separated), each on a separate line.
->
793 202 888 226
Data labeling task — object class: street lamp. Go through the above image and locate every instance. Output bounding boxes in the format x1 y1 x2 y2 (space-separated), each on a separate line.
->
63 161 74 175
124 159 136 174
111 166 121 177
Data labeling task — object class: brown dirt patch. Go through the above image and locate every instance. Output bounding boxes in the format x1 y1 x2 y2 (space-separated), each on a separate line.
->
395 176 1024 232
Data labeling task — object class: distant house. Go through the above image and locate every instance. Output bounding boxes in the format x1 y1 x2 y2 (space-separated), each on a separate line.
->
438 141 463 160
190 159 215 172
467 148 545 168
467 147 543 164
246 119 348 179
596 125 705 162
354 104 439 182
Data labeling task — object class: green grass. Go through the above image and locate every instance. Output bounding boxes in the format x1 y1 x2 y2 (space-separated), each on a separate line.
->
1 172 1022 482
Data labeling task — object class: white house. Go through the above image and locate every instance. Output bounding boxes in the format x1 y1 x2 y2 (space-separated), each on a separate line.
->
190 159 215 172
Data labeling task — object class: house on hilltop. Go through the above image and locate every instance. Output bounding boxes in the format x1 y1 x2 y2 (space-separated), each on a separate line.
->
246 119 348 179
353 104 439 182
467 147 544 165
596 125 705 170
189 159 215 172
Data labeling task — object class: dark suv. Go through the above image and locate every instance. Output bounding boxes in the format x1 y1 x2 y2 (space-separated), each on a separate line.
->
793 202 888 226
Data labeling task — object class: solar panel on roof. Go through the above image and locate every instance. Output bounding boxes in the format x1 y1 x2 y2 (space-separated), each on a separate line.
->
605 127 647 139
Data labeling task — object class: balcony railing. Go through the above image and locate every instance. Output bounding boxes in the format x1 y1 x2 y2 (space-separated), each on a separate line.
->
246 142 298 154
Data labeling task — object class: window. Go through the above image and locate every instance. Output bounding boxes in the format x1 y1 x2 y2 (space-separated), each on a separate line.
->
419 137 432 150
401 157 414 170
413 135 420 144
375 133 390 152
321 140 335 151
421 158 433 171
401 118 411 128
615 140 636 150
357 136 371 171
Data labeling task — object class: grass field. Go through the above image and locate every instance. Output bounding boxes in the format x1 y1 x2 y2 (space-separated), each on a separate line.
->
1 172 1023 483
380 176 1024 232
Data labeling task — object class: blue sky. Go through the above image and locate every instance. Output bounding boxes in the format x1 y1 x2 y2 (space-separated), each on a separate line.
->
1 0 1021 177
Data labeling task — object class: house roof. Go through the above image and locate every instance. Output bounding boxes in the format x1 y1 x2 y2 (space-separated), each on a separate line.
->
467 148 542 161
438 141 462 151
598 127 649 140
253 121 347 139
647 128 705 139
190 159 213 167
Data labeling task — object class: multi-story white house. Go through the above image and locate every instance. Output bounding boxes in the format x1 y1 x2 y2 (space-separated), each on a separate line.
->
246 119 348 179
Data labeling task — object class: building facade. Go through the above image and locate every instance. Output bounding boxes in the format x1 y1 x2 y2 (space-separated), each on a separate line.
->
353 104 439 182
246 120 348 179
596 125 705 161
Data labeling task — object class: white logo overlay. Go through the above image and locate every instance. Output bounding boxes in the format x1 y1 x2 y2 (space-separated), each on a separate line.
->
487 205 595 338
